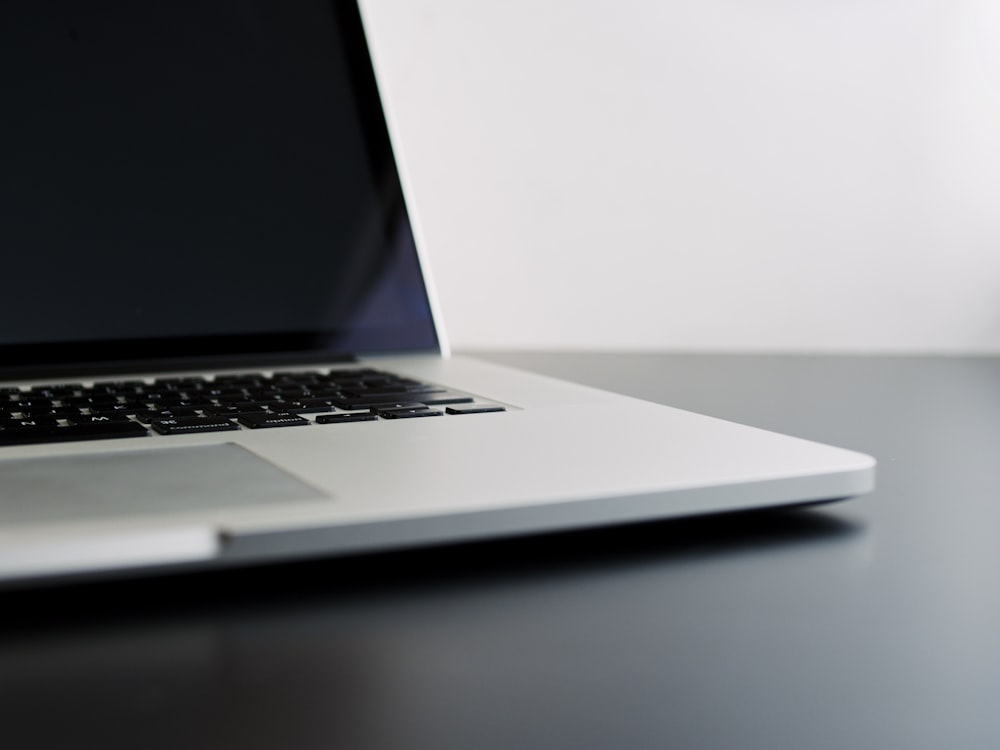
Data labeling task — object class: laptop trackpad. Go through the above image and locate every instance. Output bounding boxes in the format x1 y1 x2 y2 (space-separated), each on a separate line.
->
0 444 328 526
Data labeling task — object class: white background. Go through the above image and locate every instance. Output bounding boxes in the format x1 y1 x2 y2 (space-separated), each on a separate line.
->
360 0 1000 352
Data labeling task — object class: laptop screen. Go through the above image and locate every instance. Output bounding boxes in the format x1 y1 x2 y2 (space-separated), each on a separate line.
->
0 0 439 376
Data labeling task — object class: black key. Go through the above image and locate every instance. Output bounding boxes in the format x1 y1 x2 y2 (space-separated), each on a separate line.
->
269 385 310 397
0 420 149 445
151 417 240 435
303 388 344 399
342 399 423 410
90 402 140 414
204 404 267 418
9 416 60 428
214 390 251 402
339 389 410 400
148 397 194 409
30 384 80 396
212 373 262 383
271 371 322 383
229 400 273 409
244 400 289 411
135 408 201 423
419 394 475 406
153 376 208 387
177 401 218 412
9 398 54 410
120 398 157 410
21 406 83 419
135 409 183 424
355 384 442 396
139 385 177 398
61 396 102 408
166 408 203 418
283 403 335 415
326 368 379 381
238 412 311 429
243 389 282 401
334 397 429 411
328 379 366 391
92 379 146 389
88 393 122 404
7 406 38 419
377 406 443 419
445 404 507 415
294 397 335 407
315 412 377 424
94 385 143 397
68 413 135 424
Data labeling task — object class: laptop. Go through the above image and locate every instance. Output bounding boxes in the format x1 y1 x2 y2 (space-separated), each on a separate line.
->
0 0 874 586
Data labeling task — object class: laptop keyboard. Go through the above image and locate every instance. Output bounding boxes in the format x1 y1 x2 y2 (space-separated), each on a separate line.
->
0 368 506 446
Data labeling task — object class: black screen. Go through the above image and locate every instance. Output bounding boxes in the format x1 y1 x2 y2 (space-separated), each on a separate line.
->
0 0 438 375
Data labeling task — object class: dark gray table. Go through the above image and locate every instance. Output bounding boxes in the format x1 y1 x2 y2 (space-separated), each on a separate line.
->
4 352 999 749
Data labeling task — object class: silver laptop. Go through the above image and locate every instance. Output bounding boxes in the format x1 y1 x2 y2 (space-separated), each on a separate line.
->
0 0 874 586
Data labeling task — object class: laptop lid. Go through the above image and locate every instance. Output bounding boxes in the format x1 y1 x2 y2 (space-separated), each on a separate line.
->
1 0 440 380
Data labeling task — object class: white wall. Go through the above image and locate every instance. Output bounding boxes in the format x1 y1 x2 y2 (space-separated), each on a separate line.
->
361 0 1000 352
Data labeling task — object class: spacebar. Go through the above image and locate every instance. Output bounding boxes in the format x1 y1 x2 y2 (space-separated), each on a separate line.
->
0 421 150 446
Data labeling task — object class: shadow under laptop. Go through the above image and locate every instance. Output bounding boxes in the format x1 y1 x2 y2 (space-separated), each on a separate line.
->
0 506 867 750
0 505 864 628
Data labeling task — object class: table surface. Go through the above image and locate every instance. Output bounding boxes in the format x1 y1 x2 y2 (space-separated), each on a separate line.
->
3 352 999 750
